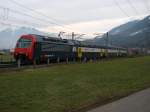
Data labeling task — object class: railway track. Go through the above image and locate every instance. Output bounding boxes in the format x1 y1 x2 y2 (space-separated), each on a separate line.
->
0 56 134 73
0 61 77 73
0 63 17 68
0 58 106 72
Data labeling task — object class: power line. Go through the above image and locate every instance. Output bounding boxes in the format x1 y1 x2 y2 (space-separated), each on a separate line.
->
126 0 139 15
0 7 80 41
0 8 44 28
7 0 61 23
0 7 77 39
113 0 130 17
0 6 52 24
0 8 58 32
0 6 73 32
0 8 46 28
6 0 73 31
0 20 38 29
142 0 150 13
0 21 24 27
2 16 45 28
0 20 58 40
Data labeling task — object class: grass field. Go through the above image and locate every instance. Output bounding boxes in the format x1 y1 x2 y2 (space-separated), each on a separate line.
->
0 56 150 112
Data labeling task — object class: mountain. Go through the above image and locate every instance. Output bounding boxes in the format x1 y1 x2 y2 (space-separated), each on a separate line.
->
91 15 150 48
0 27 56 49
1 15 150 49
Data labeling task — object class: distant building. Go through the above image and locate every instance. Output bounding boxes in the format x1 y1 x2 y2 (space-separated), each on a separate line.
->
128 48 149 56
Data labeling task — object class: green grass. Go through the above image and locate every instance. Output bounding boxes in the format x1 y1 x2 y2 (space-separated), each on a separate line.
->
0 56 150 112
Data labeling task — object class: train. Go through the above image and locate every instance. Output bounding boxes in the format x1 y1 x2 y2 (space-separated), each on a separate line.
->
14 34 127 64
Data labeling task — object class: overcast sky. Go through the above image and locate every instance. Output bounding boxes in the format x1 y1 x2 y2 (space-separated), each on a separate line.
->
0 0 150 37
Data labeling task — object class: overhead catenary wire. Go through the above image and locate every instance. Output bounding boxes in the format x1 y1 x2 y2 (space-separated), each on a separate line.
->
126 0 139 15
0 9 81 40
0 21 24 27
0 6 54 25
2 0 147 39
0 16 45 28
113 0 130 17
0 21 56 44
0 7 83 40
0 20 41 30
0 8 46 28
4 0 140 37
142 0 150 13
0 5 73 33
6 0 74 31
7 0 63 23
0 8 58 35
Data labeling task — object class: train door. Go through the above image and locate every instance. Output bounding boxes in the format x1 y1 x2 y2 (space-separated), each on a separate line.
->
78 47 82 58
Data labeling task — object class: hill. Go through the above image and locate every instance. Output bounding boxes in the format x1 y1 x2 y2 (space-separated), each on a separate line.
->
92 15 150 48
0 27 55 49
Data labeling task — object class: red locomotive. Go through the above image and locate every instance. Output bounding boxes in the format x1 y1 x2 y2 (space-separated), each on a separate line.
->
14 34 37 63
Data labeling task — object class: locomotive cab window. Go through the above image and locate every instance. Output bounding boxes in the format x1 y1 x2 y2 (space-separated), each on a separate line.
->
17 38 32 48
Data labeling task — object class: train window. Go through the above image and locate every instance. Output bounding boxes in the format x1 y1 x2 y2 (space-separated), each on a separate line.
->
17 38 32 48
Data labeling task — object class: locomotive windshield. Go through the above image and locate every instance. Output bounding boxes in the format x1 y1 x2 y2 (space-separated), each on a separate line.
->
17 38 32 48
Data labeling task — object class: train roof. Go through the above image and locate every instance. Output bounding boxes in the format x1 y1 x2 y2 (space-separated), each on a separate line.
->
31 34 63 42
29 34 126 49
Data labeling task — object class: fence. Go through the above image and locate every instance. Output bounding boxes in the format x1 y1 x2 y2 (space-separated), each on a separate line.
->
0 54 15 64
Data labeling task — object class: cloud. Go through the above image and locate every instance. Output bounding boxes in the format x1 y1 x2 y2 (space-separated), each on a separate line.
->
39 14 147 39
0 0 149 35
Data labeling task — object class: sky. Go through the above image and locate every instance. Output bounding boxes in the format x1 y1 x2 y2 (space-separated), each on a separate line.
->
0 0 150 38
